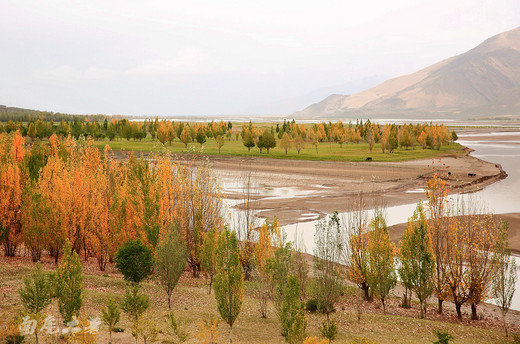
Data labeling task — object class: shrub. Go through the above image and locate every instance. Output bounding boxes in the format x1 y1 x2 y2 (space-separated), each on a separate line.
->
54 242 84 323
19 262 52 314
305 299 319 312
319 320 338 343
432 330 453 344
115 239 153 284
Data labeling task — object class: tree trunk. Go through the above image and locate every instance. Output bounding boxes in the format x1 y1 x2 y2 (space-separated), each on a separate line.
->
455 302 462 320
504 314 509 337
437 298 443 314
361 282 372 302
471 302 478 320
381 297 386 314
420 300 424 318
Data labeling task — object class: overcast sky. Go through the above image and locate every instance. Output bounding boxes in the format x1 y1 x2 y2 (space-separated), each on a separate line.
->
1 1 519 116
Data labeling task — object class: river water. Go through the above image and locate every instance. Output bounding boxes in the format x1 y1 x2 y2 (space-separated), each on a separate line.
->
222 128 520 310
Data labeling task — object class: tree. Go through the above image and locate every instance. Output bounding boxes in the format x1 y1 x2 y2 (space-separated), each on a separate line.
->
102 297 121 344
213 229 244 338
280 133 292 155
202 227 220 294
260 129 276 153
313 212 344 320
216 135 225 154
366 212 396 313
398 203 435 318
268 243 294 315
121 284 150 344
180 126 192 148
196 127 207 147
54 241 84 323
19 262 52 314
115 239 153 285
346 196 372 301
293 135 305 154
154 228 188 310
242 132 255 152
280 275 307 343
0 131 26 256
493 253 517 336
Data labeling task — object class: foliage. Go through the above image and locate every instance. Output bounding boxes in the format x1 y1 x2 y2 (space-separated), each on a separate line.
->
313 212 344 319
54 241 84 323
166 312 189 343
304 337 328 344
319 319 338 343
121 284 150 342
67 314 97 344
305 299 319 312
101 297 120 344
154 228 187 309
115 239 153 284
366 212 396 313
398 202 435 318
19 262 52 314
195 318 219 344
280 275 306 343
267 243 294 314
432 330 453 344
213 229 244 329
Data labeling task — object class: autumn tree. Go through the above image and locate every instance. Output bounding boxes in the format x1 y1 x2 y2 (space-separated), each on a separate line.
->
154 228 187 310
346 196 372 301
216 135 225 153
180 125 192 148
214 229 244 339
398 203 435 318
0 131 26 256
280 132 292 155
493 252 517 336
102 297 121 344
293 135 305 154
366 212 396 313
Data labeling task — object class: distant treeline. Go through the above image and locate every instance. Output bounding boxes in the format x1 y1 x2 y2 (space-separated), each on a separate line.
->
0 105 112 123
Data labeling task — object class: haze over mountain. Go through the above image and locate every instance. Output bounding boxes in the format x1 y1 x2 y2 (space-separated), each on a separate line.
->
293 27 520 120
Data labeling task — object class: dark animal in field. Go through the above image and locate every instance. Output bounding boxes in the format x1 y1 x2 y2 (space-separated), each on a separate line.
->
366 157 372 161
468 173 476 177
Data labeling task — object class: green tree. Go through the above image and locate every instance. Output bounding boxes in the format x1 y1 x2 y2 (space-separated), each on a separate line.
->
54 241 84 323
19 262 52 314
154 229 187 310
260 129 276 153
366 212 396 313
102 297 121 344
213 229 244 337
115 239 153 284
196 128 207 147
398 203 435 318
267 243 294 314
313 212 344 320
280 275 306 343
201 227 220 294
319 319 338 343
242 132 255 152
121 284 150 344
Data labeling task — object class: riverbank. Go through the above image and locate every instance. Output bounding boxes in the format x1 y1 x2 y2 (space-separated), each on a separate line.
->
214 149 505 226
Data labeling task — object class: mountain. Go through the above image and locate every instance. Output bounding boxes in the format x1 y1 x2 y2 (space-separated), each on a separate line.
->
293 27 520 120
242 76 386 115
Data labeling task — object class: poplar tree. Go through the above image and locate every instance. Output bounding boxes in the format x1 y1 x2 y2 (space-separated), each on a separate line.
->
154 228 187 310
398 203 435 318
213 229 244 339
366 212 396 313
54 241 84 323
201 227 220 294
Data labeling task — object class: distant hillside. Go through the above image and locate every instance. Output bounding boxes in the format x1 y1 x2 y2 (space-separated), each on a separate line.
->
293 27 520 120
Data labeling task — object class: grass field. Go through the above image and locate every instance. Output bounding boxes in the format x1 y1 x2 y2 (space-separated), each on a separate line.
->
0 256 515 344
95 137 465 162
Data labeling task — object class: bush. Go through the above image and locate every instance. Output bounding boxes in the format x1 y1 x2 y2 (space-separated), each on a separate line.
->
432 330 453 344
319 320 338 343
5 335 25 344
115 239 153 284
306 299 319 312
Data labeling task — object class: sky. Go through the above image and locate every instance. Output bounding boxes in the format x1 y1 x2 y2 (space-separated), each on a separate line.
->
1 0 519 116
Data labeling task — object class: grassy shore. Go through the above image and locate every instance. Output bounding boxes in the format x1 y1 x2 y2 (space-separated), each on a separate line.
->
95 137 464 162
0 256 515 344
